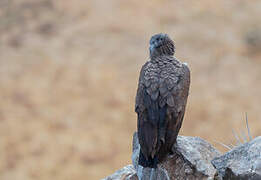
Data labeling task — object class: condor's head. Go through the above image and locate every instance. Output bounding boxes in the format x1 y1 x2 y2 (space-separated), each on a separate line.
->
149 33 175 59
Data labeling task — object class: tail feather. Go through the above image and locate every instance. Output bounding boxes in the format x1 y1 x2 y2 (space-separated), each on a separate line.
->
138 150 158 168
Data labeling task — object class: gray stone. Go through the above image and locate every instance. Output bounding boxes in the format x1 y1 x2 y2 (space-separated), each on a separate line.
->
212 136 261 180
132 132 221 180
102 165 138 180
135 165 169 180
132 132 140 171
103 134 261 180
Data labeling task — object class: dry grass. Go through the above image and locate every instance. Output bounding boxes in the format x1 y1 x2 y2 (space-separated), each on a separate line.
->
0 0 261 179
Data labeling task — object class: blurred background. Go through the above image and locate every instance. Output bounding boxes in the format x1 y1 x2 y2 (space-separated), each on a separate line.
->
0 0 261 179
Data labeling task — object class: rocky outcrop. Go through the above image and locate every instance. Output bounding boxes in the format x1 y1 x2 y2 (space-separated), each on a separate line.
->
104 132 220 180
132 132 220 180
103 133 261 180
212 136 261 180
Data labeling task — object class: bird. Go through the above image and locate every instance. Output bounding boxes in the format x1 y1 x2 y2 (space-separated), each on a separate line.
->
135 33 190 168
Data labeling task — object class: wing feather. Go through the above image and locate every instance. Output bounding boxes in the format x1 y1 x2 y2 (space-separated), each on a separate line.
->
135 58 190 164
135 62 160 159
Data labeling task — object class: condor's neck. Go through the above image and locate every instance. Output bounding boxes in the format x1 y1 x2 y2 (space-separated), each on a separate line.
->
150 54 173 63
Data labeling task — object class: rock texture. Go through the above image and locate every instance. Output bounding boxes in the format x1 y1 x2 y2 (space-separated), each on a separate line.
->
132 132 220 180
102 165 138 180
103 133 261 180
212 136 261 180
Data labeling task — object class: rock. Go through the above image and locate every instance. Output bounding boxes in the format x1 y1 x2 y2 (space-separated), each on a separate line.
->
102 165 138 180
212 136 261 180
132 132 140 171
103 134 261 180
132 132 221 180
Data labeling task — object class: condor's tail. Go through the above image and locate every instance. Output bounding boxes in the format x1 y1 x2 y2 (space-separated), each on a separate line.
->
138 150 158 168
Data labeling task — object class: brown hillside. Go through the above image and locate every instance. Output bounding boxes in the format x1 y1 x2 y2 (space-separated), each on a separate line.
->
0 0 261 179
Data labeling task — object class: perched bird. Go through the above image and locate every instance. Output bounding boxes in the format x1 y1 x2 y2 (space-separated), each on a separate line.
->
135 33 190 168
